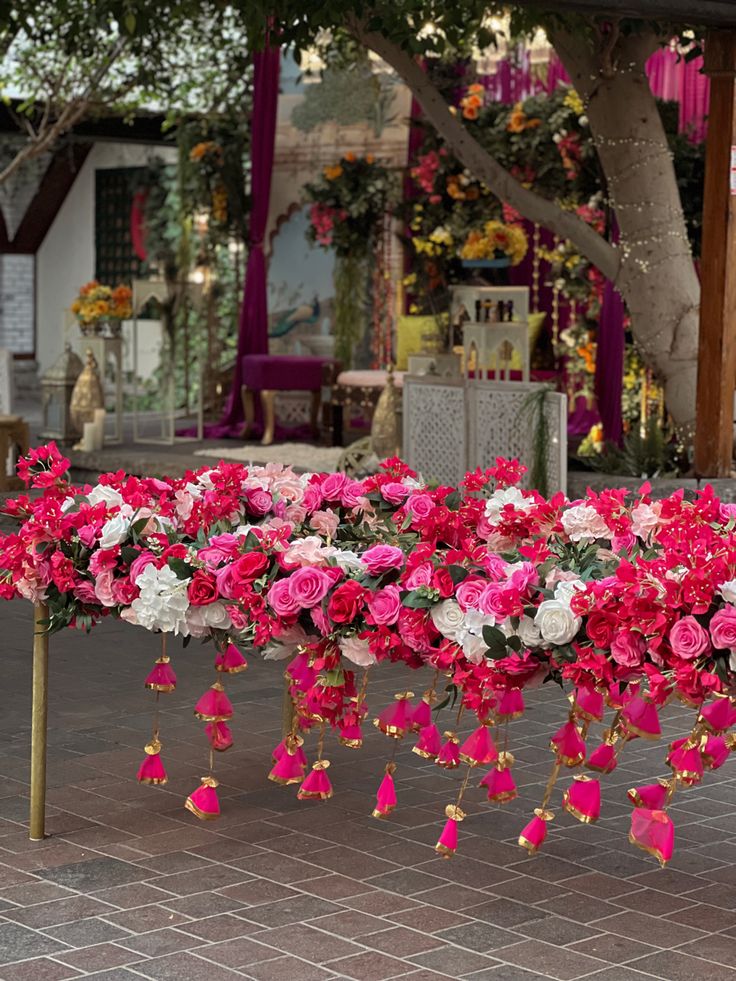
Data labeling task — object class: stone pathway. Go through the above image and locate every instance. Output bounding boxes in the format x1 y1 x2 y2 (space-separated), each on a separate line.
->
0 605 734 981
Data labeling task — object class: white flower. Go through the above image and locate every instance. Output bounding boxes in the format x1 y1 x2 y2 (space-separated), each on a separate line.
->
197 470 216 491
461 632 488 664
459 609 496 664
561 504 611 543
99 513 131 549
185 602 232 637
263 624 312 661
553 578 586 607
87 484 123 508
333 549 363 571
534 599 581 646
174 490 195 521
631 502 660 539
720 580 736 604
431 599 466 641
578 114 588 126
517 614 543 649
484 486 533 526
283 536 337 567
730 651 736 672
131 564 190 635
339 635 377 667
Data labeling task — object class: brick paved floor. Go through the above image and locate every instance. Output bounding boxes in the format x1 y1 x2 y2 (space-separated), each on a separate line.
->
0 603 734 981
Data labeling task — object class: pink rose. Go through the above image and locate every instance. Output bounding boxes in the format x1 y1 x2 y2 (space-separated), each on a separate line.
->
288 566 332 608
455 577 486 612
405 561 433 588
507 562 538 591
245 489 273 516
380 481 412 504
311 605 332 635
285 503 307 525
311 509 339 539
362 544 404 575
610 630 645 668
129 550 157 583
74 580 99 604
478 583 507 618
268 578 300 617
710 606 736 650
669 615 710 660
302 482 324 511
321 472 348 501
367 584 402 625
406 493 434 520
94 569 116 607
341 479 365 508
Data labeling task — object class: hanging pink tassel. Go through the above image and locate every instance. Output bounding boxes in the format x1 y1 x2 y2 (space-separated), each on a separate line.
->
144 656 177 693
586 737 618 774
459 722 498 767
629 808 674 866
436 731 461 769
372 762 397 819
185 776 220 820
571 686 604 722
374 691 414 738
699 695 736 733
413 723 442 760
562 775 601 823
435 804 465 858
215 642 248 674
286 650 316 687
411 690 434 732
205 720 233 752
480 753 517 803
622 693 661 740
194 682 233 722
137 738 167 785
338 719 363 748
495 688 524 720
668 740 704 786
297 760 333 800
549 719 586 766
627 779 670 809
518 808 554 855
702 733 730 770
269 736 308 786
272 734 307 768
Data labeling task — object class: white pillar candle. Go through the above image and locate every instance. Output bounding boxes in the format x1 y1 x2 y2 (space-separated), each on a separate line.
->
81 421 97 453
93 408 106 449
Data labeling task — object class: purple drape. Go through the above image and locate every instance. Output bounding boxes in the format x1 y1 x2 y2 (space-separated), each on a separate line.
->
595 279 625 445
214 44 280 436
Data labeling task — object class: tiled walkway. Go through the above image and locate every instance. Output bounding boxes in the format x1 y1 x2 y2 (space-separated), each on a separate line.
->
0 604 734 981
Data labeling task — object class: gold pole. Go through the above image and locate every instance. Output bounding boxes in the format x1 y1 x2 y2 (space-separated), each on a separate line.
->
29 601 49 841
281 672 295 738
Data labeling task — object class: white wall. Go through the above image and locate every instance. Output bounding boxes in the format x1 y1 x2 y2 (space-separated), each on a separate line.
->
36 141 176 374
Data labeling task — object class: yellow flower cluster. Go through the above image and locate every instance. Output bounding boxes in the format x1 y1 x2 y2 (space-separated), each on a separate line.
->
460 220 528 266
563 88 585 116
71 281 132 325
414 225 454 257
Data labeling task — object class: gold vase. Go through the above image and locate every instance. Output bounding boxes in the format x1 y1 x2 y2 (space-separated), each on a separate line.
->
69 348 104 433
371 365 401 460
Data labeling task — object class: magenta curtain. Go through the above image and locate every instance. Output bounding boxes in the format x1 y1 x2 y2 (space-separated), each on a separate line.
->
215 44 280 435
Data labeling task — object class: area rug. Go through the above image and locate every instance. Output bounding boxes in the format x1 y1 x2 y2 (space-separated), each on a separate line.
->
193 442 344 472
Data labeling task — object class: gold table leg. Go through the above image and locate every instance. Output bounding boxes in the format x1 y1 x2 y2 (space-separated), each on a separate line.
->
29 601 49 841
261 390 276 446
241 386 255 439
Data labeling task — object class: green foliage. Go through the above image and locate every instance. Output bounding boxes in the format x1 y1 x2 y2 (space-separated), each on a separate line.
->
292 62 396 137
580 416 680 478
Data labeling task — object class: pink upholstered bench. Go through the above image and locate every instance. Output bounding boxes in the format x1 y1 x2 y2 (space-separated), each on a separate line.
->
241 354 338 446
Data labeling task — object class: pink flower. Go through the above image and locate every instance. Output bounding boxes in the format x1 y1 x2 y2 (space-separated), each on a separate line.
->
246 489 273 516
610 631 645 668
321 472 348 501
129 550 157 583
311 509 339 539
380 482 412 505
287 566 332 608
367 584 402 625
267 578 300 617
406 493 434 520
94 569 116 607
669 616 710 661
362 544 404 575
339 635 377 667
709 606 736 650
455 577 486 612
405 561 433 588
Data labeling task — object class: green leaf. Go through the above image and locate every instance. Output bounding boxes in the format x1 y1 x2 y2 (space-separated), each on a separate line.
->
483 625 508 659
402 590 434 609
167 557 194 580
448 564 469 585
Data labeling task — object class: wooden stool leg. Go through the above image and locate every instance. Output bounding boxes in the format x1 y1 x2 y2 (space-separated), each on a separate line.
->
261 390 276 446
241 386 256 439
309 390 321 440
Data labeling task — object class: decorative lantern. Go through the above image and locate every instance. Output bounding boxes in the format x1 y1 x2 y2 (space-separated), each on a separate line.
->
69 348 104 435
40 343 83 443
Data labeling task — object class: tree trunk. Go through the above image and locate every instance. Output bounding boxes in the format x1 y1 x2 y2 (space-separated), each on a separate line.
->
551 27 700 433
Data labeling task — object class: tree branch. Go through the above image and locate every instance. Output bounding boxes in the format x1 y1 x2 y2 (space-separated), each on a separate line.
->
347 19 619 282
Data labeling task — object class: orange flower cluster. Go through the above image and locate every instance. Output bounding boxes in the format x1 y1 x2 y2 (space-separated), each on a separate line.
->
460 83 485 120
446 175 480 201
71 282 132 325
507 102 542 134
189 141 223 163
323 164 344 181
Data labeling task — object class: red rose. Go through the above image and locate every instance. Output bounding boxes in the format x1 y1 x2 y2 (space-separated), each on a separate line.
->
432 567 454 598
586 612 615 649
188 569 218 606
327 580 366 624
233 551 269 582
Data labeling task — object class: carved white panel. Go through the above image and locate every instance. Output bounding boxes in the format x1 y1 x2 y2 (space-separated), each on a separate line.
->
469 383 567 494
403 377 466 486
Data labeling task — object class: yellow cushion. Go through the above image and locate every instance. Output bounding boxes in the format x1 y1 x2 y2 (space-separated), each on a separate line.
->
395 315 447 371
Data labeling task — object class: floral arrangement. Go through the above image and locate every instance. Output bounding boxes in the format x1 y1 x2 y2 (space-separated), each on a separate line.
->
460 219 528 265
304 153 396 260
189 140 228 223
71 281 132 330
1 444 734 863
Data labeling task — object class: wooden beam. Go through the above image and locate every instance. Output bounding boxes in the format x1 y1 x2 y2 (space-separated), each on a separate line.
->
694 30 736 478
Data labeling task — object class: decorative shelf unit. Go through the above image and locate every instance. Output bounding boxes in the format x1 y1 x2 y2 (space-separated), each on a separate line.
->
451 285 532 383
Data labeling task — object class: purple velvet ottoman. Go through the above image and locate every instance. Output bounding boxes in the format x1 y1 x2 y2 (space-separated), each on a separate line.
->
241 354 335 445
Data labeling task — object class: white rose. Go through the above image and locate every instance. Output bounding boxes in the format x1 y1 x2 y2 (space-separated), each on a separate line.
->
561 504 611 543
99 513 131 548
333 549 364 571
186 601 232 636
720 580 736 604
462 631 488 664
87 484 123 508
534 599 581 646
431 599 466 641
484 486 533 526
553 579 586 607
517 614 543 649
339 635 377 667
